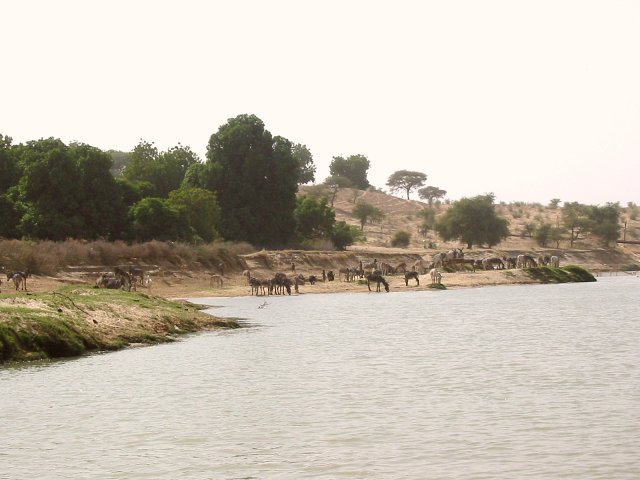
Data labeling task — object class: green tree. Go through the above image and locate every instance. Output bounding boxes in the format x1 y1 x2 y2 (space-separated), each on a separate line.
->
550 226 564 248
588 203 621 246
352 200 383 230
329 154 370 190
534 223 552 247
294 195 335 240
0 135 22 237
292 143 316 184
386 170 427 199
16 138 85 239
129 197 191 242
124 141 199 197
323 174 354 207
0 134 22 194
167 188 221 243
417 207 437 238
206 114 298 246
435 194 509 248
331 220 362 250
71 143 128 239
562 202 593 247
548 198 561 209
418 186 447 206
391 230 411 247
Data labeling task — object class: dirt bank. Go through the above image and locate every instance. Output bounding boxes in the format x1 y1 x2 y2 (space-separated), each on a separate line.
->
6 246 623 300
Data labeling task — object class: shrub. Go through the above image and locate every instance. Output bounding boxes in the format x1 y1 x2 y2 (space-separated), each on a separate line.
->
391 230 411 248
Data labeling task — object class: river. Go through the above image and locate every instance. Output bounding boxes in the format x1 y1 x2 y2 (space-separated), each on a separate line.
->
1 276 639 479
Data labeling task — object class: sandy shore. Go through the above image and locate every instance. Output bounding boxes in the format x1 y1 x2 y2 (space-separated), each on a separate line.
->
11 267 544 301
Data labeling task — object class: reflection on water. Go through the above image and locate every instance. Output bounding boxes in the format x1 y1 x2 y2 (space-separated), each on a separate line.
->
1 277 639 479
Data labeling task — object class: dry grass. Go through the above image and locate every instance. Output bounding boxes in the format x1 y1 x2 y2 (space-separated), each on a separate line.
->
0 239 255 276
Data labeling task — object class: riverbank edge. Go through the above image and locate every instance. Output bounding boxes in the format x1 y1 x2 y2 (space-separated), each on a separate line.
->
0 286 240 365
0 266 595 365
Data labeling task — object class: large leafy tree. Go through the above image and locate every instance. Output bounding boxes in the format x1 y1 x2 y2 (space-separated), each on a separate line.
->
124 141 200 198
166 188 220 243
386 170 427 199
294 195 335 240
0 134 21 193
292 143 316 184
418 186 447 206
436 194 509 248
9 138 128 240
0 135 22 238
16 138 85 239
329 154 370 190
206 114 298 246
129 197 190 242
71 143 128 239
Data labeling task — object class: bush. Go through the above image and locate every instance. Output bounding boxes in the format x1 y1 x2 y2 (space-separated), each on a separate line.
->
391 230 411 248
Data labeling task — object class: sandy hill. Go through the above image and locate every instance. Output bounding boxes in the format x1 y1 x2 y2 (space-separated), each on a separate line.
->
299 185 640 271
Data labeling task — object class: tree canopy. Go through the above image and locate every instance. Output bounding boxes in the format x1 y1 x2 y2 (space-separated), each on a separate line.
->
418 186 447 206
329 154 370 190
294 195 335 241
435 194 509 248
123 141 200 198
206 114 298 246
352 200 384 230
386 170 427 199
292 143 316 184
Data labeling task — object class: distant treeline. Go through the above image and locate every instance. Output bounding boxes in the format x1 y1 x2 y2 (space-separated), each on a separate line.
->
0 115 362 250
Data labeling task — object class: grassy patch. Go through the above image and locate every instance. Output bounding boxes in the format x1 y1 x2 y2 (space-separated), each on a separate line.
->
0 287 240 364
525 265 596 284
427 283 447 290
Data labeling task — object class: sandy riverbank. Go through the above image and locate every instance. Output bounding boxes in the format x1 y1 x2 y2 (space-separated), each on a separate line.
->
8 267 562 301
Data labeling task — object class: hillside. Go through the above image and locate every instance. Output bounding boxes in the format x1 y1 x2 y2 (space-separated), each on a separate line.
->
300 185 640 268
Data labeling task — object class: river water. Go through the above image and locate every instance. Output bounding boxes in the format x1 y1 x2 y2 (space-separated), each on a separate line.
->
1 276 639 479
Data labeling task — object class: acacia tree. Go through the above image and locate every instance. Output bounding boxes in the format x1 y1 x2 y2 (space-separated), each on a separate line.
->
435 194 509 248
323 174 353 207
418 186 447 206
206 114 298 246
588 203 621 246
352 200 384 230
329 154 370 190
562 202 593 247
386 170 427 199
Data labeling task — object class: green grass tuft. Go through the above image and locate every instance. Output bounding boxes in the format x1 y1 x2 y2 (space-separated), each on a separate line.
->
525 265 596 284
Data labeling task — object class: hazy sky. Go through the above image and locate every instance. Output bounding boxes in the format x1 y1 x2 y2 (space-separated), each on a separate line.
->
3 0 639 206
